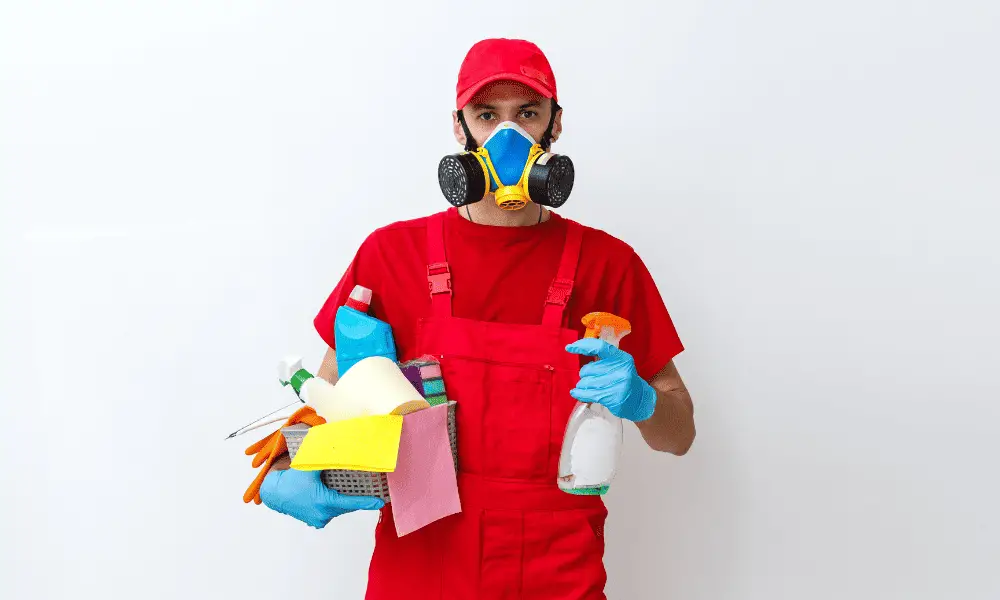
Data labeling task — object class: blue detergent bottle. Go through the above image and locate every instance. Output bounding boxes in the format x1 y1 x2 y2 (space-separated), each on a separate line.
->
334 285 397 376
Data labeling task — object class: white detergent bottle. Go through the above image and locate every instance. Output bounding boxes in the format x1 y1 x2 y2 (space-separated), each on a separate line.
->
558 312 633 496
276 357 339 419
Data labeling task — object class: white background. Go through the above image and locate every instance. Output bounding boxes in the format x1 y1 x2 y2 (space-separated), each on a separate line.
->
2 2 998 599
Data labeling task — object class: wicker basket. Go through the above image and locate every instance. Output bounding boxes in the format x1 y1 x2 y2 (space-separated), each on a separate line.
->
281 401 457 503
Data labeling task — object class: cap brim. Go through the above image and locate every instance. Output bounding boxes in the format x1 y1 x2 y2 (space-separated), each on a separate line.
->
456 72 555 110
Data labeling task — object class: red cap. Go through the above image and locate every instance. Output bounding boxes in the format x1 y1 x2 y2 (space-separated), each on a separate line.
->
456 38 557 110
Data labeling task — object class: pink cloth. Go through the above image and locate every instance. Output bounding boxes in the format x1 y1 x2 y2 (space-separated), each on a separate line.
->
387 403 461 536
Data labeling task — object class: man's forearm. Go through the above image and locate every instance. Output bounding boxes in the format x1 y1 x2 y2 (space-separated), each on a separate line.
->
635 363 696 455
271 453 292 471
317 347 339 385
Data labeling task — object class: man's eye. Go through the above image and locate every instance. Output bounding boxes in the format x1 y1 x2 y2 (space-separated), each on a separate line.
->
478 112 495 121
520 110 537 119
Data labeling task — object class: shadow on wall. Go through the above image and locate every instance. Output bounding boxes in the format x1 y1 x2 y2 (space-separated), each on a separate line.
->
604 413 740 600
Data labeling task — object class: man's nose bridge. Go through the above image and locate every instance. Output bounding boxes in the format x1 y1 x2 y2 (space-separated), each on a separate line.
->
497 108 522 122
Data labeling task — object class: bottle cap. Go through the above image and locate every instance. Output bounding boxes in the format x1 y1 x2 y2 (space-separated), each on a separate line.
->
345 285 373 312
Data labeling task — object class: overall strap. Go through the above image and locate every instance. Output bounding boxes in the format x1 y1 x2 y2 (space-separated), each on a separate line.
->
542 220 584 327
426 212 453 317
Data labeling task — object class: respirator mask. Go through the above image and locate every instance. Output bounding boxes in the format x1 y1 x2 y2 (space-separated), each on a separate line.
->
437 121 575 210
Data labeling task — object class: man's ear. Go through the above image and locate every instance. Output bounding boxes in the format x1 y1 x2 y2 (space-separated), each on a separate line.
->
550 106 563 144
453 110 467 146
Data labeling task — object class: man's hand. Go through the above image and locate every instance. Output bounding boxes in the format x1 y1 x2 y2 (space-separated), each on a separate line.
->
565 338 657 423
260 468 384 529
567 340 696 455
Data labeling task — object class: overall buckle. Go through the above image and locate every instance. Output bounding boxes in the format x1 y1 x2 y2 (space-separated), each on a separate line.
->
427 262 452 297
545 278 573 306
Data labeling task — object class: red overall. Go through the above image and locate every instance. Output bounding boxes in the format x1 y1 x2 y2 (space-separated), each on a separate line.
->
365 213 607 600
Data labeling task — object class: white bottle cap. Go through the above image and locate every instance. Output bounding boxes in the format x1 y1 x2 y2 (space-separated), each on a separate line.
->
346 285 373 312
277 356 304 384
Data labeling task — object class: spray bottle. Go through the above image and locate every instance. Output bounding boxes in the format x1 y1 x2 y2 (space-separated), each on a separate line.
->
557 312 633 496
276 357 341 421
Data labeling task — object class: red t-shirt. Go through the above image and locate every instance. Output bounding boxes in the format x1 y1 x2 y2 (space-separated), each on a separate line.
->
314 208 684 381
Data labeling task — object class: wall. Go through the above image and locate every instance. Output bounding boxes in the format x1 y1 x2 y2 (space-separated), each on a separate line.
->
2 2 998 599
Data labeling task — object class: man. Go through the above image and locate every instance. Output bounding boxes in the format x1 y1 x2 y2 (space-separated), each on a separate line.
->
260 38 695 599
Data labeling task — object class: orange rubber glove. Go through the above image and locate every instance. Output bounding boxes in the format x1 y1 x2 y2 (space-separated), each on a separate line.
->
243 406 327 504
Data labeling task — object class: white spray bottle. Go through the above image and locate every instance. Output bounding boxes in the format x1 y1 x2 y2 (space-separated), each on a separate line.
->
557 312 633 495
277 356 340 420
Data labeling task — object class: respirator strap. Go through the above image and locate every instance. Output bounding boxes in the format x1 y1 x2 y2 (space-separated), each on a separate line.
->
457 110 478 151
540 100 560 151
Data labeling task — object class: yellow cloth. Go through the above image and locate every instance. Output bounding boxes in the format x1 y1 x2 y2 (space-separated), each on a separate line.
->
290 414 404 472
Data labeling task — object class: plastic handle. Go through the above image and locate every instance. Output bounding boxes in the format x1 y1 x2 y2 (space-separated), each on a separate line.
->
581 312 632 347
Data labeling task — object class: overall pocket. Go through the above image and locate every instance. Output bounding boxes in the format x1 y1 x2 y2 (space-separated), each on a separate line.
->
442 355 555 480
521 507 608 600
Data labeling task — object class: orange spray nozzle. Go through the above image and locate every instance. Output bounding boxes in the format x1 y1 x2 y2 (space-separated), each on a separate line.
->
582 312 632 347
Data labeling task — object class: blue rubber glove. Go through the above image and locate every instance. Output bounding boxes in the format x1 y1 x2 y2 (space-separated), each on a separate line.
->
260 468 384 529
566 338 657 422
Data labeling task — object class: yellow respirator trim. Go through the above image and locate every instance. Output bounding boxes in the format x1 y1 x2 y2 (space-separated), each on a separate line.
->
473 145 545 211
